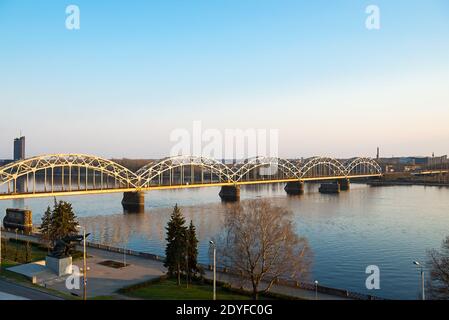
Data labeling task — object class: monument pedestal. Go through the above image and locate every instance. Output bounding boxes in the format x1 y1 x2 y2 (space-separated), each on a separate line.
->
45 256 73 276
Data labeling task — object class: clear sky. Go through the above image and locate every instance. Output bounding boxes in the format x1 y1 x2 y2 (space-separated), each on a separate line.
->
1 0 448 159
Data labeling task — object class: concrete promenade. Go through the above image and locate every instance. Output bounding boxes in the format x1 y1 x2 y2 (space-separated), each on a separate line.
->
1 231 350 300
0 279 62 300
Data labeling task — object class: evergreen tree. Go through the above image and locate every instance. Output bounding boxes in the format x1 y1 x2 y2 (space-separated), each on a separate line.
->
40 205 53 251
25 241 32 263
164 204 187 285
186 220 201 280
49 200 79 241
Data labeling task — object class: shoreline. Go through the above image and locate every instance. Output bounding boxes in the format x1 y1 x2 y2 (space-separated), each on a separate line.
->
367 180 449 187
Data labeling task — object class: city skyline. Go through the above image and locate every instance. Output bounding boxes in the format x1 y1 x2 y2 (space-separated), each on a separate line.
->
1 0 448 159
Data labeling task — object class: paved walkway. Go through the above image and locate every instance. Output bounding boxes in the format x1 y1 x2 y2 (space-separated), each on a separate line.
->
45 245 166 298
0 291 27 300
2 231 350 300
0 279 61 300
203 270 349 300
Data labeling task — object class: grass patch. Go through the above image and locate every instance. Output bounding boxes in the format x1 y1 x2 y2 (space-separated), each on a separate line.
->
121 277 251 300
1 238 49 264
2 238 84 262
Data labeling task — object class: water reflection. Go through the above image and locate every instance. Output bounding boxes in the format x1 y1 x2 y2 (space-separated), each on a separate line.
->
1 183 449 299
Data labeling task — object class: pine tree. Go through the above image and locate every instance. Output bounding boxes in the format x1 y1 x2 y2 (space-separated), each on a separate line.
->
49 200 79 241
25 241 32 263
164 204 187 285
186 220 200 280
40 206 53 251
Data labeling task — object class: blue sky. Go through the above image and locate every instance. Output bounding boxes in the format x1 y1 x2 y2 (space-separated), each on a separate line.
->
0 0 448 158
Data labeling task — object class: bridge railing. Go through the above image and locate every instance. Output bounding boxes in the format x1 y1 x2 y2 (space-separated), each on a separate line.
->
0 154 383 196
84 240 386 300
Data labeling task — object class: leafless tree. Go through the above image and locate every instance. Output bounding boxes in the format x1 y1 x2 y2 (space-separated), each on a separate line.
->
217 200 312 299
427 236 449 299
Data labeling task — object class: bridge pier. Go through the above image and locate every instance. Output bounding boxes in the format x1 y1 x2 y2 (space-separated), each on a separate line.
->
337 178 350 191
319 183 340 194
121 191 145 213
219 186 240 202
284 181 304 195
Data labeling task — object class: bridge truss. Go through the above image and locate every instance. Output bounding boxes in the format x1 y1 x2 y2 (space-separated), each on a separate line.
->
0 154 382 200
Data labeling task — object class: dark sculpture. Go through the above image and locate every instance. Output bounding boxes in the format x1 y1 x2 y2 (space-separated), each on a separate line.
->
49 234 90 258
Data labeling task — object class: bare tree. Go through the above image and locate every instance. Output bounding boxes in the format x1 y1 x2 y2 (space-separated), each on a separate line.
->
218 200 312 299
427 236 449 299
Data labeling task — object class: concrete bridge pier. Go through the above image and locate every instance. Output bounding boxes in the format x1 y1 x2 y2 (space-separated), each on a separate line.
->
122 191 145 213
219 186 240 202
284 181 305 195
337 178 350 191
319 183 340 194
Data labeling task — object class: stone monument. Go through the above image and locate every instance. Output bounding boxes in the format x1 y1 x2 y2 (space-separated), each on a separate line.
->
45 234 89 277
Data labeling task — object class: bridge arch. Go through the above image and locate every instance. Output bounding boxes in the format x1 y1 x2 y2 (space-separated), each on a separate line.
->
232 157 300 182
344 157 382 176
298 157 347 179
0 154 139 191
137 155 234 187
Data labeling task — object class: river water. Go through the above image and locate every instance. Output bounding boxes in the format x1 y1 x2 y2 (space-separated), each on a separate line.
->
1 183 449 300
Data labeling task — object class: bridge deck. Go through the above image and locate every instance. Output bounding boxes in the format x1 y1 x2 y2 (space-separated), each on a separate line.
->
0 174 381 200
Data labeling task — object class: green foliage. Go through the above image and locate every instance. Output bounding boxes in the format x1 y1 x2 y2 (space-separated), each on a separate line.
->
1 239 48 265
164 204 187 281
164 205 202 286
25 241 32 263
40 199 79 243
187 220 202 276
121 277 251 300
40 206 52 240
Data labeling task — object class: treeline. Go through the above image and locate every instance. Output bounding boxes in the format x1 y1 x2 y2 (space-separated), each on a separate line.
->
164 204 202 286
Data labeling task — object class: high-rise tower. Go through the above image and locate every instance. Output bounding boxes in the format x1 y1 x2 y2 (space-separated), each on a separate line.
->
13 136 26 160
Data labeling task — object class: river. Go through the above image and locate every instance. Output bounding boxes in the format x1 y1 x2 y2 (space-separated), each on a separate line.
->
1 183 449 300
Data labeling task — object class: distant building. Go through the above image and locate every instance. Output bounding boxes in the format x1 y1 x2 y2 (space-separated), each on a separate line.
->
0 159 13 166
427 155 448 168
13 136 25 160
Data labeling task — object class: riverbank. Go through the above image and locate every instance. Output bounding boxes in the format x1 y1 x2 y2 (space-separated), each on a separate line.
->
0 230 380 300
368 180 449 187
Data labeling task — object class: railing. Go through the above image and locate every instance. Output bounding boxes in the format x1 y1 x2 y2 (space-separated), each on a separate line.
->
0 229 386 300
84 241 386 300
84 242 164 262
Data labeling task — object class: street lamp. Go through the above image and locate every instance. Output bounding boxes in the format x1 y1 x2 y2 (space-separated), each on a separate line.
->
77 225 88 301
413 261 425 300
314 280 319 300
123 241 127 268
0 225 2 272
209 240 216 301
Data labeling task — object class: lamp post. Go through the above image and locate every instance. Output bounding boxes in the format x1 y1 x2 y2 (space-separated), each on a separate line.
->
0 225 2 272
14 229 18 258
77 226 88 301
185 237 189 289
123 242 127 267
314 280 319 300
413 261 425 300
209 240 216 301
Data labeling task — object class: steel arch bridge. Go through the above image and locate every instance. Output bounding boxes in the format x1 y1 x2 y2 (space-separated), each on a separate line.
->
0 154 382 200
